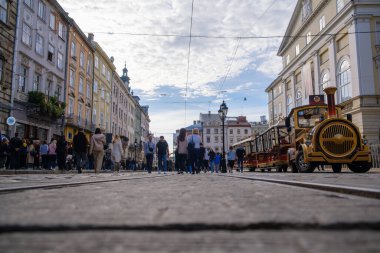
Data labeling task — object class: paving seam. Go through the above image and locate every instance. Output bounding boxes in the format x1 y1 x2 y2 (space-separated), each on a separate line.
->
0 174 172 194
220 174 380 199
1 222 380 233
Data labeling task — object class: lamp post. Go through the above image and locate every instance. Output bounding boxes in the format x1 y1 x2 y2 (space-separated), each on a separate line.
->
218 100 228 173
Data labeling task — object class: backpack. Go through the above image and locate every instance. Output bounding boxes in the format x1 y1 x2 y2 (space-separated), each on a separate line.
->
187 136 195 153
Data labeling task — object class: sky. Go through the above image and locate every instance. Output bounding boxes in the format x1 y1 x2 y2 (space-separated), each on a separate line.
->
59 0 297 148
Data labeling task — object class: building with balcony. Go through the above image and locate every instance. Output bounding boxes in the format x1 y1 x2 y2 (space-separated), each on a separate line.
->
266 0 380 144
64 20 94 142
12 0 70 141
0 0 17 135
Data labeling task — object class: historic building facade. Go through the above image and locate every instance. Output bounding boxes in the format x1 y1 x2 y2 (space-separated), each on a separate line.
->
64 20 94 141
0 0 17 134
12 0 70 141
266 0 380 144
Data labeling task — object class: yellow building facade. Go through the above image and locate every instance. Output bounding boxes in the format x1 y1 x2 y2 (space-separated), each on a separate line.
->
64 21 94 142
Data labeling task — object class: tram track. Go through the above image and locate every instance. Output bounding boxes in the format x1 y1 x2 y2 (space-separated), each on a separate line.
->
0 174 169 194
222 174 380 199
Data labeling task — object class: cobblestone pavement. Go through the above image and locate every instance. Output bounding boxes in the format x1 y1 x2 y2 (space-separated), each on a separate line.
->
0 173 380 252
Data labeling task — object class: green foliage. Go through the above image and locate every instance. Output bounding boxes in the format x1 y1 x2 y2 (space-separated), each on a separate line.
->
28 91 66 120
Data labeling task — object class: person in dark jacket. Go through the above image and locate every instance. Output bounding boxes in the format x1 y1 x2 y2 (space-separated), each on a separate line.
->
9 132 22 169
236 145 246 173
73 128 89 173
56 135 67 171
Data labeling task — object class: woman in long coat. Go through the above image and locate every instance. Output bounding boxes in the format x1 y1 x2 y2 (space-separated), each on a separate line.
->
111 135 123 174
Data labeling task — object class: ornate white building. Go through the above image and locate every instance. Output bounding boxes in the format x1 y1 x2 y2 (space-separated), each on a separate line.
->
266 0 380 144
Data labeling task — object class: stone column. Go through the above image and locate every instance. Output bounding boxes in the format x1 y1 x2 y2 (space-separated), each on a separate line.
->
328 36 337 88
313 52 320 95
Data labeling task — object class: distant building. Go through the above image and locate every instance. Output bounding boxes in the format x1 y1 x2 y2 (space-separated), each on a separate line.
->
250 115 269 137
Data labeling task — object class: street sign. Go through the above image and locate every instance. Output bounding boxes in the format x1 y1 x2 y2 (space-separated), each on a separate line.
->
6 116 16 126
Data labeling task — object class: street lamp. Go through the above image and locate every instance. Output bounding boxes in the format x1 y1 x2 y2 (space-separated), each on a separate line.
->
218 100 228 173
134 139 138 168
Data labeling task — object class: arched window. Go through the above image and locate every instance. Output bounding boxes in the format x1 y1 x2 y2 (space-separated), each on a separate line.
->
295 89 302 107
320 71 330 94
337 59 352 103
287 95 293 115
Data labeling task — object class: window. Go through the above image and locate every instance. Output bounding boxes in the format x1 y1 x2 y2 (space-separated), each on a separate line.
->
244 129 248 135
337 0 344 12
87 58 91 74
55 85 62 100
306 31 311 44
79 76 83 93
69 69 74 87
319 16 325 31
101 64 105 76
24 0 32 8
94 79 98 93
320 71 330 94
85 108 90 125
45 80 52 96
93 108 96 124
337 59 352 103
68 98 74 115
229 129 233 134
86 81 91 99
33 73 41 91
207 137 211 143
48 44 54 62
101 86 105 99
57 52 63 69
49 13 55 29
71 41 76 58
35 34 44 56
206 129 210 134
106 70 110 81
286 55 290 65
237 129 241 134
58 22 64 39
79 51 84 68
22 23 32 46
78 103 83 124
302 0 312 21
19 66 28 92
295 89 302 107
100 112 104 125
287 95 293 114
0 0 7 23
214 136 219 142
376 22 380 45
95 56 99 69
37 0 46 20
295 44 300 56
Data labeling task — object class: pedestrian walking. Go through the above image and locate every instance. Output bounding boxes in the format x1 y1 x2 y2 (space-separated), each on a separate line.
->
73 128 89 173
176 128 188 174
208 148 216 173
48 138 57 170
40 141 49 169
20 139 28 169
9 132 22 170
89 128 106 173
26 140 35 169
33 140 41 169
187 128 202 174
144 134 155 174
236 145 246 173
156 136 169 174
56 135 67 171
214 152 221 173
0 139 8 169
111 135 123 174
227 146 236 173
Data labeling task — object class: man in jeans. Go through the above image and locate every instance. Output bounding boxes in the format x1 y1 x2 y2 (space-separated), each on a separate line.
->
156 136 169 174
144 134 155 174
73 128 89 173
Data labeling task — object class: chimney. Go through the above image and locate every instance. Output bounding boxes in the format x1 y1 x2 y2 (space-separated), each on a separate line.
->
88 33 94 42
324 87 337 118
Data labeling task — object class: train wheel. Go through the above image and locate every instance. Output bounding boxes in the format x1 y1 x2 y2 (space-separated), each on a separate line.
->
260 169 265 172
282 165 288 172
332 164 342 173
295 151 315 173
276 166 281 172
348 163 371 173
249 167 256 172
